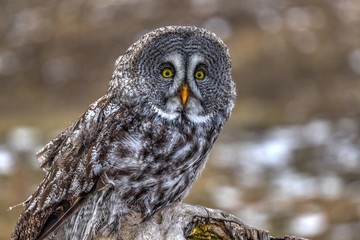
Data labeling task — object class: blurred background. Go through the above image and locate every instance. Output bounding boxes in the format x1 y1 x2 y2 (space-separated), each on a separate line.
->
1 0 360 239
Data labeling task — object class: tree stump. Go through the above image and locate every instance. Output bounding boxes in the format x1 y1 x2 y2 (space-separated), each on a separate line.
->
114 203 308 240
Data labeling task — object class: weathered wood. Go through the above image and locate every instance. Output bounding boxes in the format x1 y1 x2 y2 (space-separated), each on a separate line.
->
113 203 308 240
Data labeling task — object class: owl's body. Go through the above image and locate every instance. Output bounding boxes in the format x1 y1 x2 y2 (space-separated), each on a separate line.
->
12 26 235 239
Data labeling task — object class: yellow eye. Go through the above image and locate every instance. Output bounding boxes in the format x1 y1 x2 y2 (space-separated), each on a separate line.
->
161 68 174 78
194 70 205 80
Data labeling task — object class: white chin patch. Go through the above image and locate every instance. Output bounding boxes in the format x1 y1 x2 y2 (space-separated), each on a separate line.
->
185 97 211 123
153 97 211 123
153 97 181 120
186 113 211 123
153 106 180 120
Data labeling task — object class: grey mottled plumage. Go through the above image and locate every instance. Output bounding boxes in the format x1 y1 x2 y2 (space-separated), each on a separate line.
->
12 26 236 240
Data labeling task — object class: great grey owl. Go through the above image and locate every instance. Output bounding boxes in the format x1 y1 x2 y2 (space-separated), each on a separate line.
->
12 26 236 240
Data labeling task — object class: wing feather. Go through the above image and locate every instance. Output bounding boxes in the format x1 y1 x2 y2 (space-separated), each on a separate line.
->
36 130 68 172
11 95 120 240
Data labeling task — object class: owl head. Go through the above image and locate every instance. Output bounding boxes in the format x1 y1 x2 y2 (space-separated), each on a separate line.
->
109 26 236 124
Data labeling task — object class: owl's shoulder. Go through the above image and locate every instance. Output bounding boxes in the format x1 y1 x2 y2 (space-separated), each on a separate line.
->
36 95 120 171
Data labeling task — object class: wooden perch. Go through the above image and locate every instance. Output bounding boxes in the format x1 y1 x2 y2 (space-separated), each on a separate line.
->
115 203 308 240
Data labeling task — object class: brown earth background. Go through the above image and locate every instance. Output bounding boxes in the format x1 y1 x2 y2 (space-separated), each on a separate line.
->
1 0 360 239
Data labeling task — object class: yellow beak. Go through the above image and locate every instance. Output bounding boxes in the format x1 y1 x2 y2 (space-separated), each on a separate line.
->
180 84 188 105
